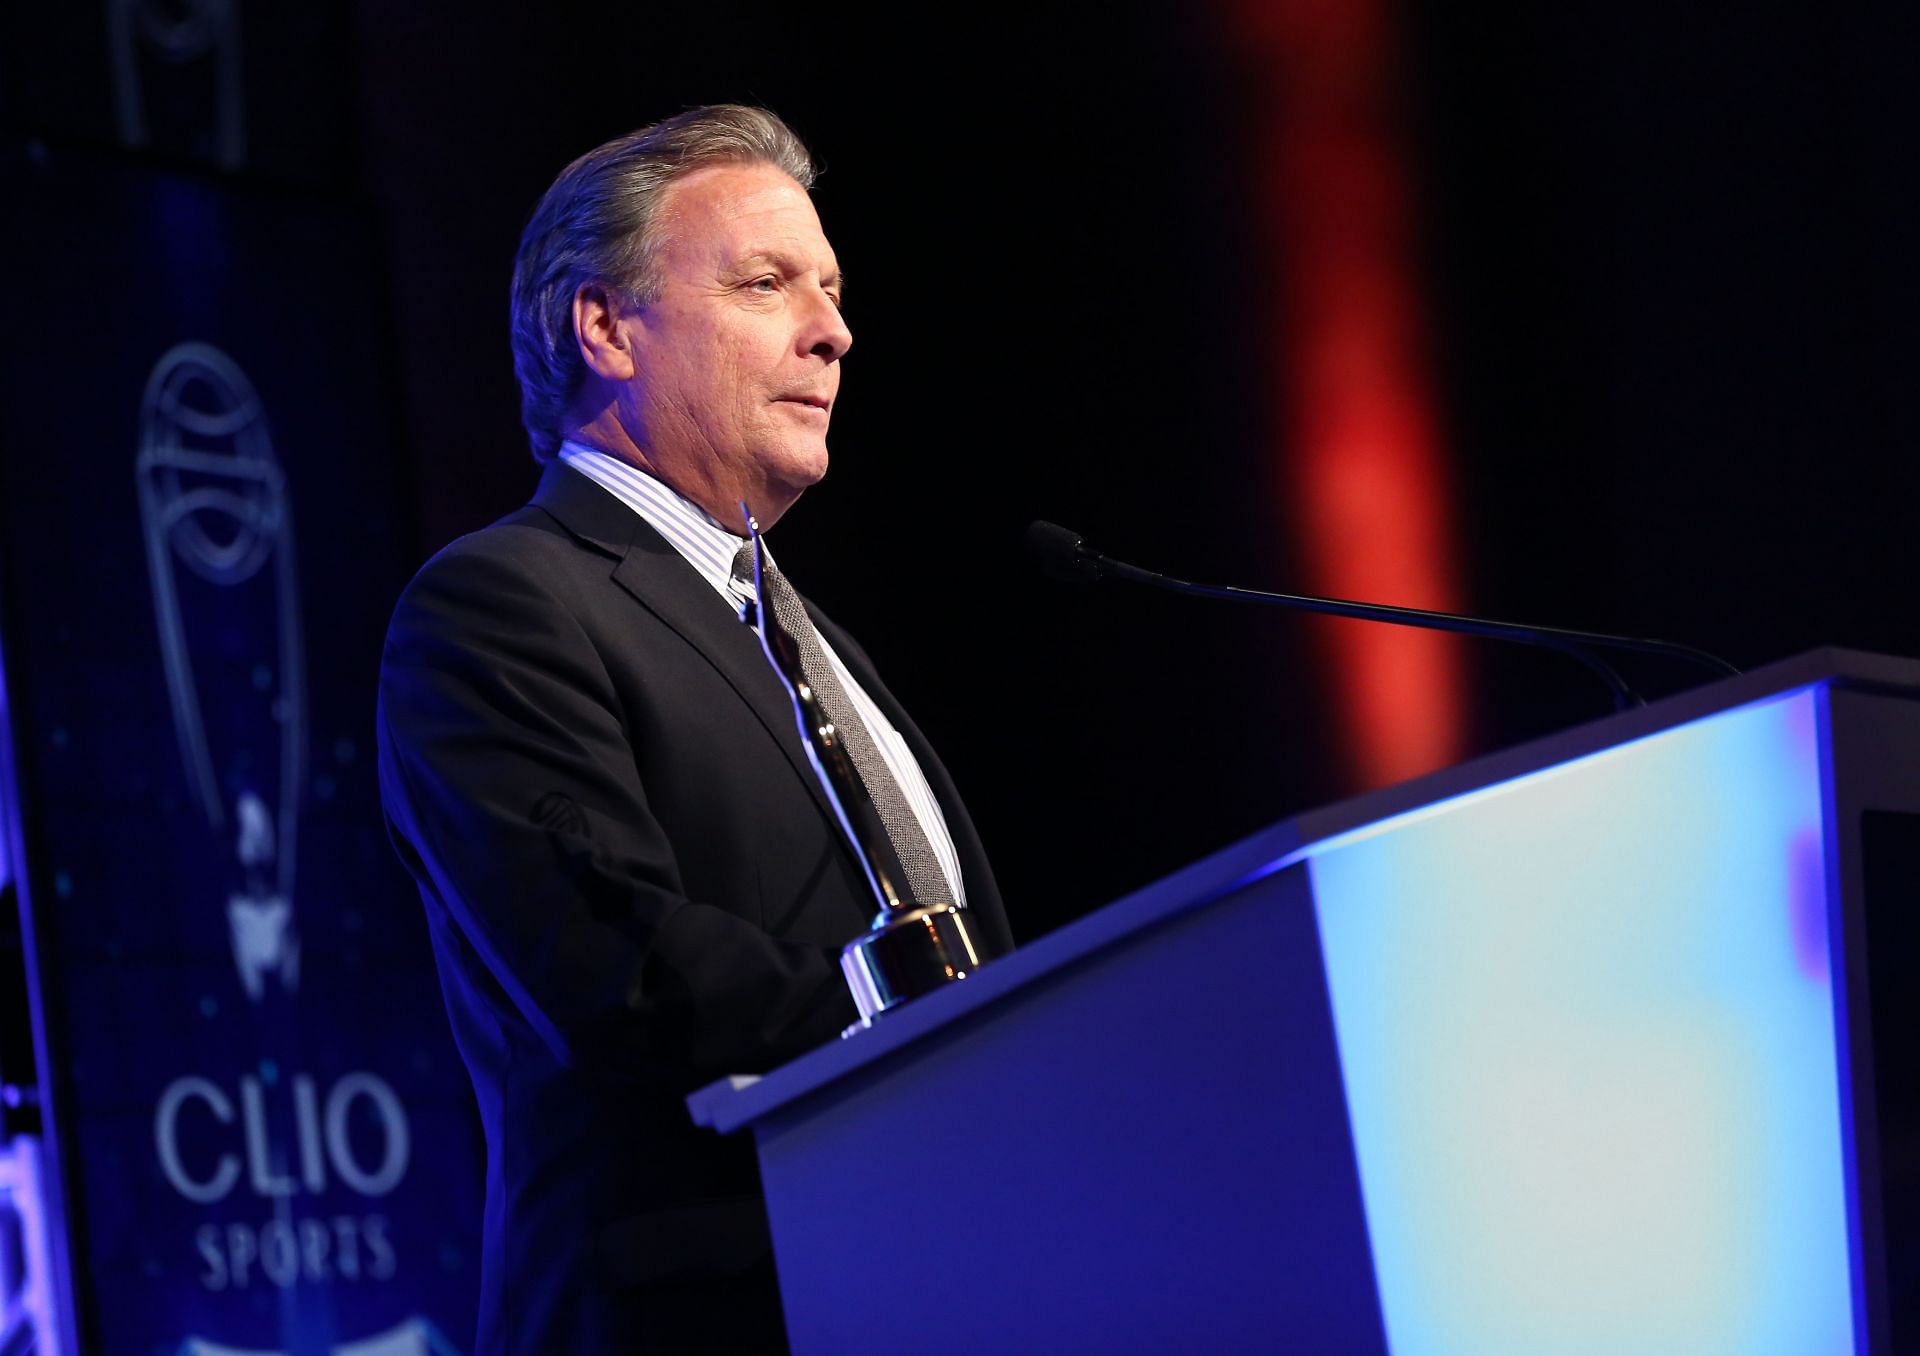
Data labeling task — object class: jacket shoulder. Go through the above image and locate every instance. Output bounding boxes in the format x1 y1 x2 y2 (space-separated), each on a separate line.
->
415 499 596 574
389 501 614 622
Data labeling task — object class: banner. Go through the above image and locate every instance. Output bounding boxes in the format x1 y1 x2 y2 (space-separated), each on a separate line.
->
0 146 481 1354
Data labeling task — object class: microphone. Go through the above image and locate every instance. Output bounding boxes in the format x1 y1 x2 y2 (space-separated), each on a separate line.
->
1024 520 1740 711
1026 520 1104 585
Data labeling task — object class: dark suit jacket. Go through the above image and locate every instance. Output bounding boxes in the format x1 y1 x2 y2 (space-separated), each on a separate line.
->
377 461 1010 1354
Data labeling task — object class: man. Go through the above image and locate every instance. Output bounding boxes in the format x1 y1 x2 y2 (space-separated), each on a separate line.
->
377 106 1012 1353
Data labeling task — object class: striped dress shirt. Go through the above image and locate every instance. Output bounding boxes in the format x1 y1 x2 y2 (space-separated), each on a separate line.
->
557 442 967 907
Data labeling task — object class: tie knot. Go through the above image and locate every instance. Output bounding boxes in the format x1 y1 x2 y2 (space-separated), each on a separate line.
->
730 540 757 589
737 540 803 634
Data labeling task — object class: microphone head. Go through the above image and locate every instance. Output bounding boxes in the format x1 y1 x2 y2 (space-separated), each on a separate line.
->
1025 520 1104 584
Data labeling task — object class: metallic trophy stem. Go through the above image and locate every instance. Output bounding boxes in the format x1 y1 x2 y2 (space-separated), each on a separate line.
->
738 513 1000 1032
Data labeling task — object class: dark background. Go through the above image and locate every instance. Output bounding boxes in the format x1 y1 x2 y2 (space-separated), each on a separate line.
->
5 1 1915 962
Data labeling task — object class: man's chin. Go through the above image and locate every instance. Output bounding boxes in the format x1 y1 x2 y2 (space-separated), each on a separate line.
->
775 444 831 492
746 447 830 526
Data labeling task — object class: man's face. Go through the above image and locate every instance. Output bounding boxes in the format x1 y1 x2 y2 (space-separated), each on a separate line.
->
621 162 850 525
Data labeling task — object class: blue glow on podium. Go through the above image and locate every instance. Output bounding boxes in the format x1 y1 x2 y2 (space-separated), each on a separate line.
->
1309 688 1854 1355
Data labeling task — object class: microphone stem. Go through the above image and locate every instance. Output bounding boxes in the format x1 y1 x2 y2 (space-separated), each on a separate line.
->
1100 558 1740 712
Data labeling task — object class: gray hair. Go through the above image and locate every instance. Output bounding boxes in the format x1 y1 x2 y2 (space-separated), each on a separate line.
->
508 104 818 463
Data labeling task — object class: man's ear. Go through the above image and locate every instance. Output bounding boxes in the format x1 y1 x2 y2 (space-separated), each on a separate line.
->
573 282 638 382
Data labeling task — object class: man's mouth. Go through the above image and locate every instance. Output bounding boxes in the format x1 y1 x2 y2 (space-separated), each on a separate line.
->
777 394 831 413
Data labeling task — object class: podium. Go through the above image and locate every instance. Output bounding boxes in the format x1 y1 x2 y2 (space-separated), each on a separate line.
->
689 650 1920 1355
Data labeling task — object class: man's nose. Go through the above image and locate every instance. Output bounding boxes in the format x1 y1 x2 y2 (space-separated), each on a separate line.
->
804 288 852 362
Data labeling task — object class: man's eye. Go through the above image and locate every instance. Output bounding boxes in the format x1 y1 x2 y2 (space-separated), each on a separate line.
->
748 278 778 292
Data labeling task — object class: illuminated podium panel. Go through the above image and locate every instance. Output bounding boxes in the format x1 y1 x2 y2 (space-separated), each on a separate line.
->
690 650 1920 1356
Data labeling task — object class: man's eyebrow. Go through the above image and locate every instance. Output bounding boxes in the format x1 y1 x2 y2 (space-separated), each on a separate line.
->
730 251 846 296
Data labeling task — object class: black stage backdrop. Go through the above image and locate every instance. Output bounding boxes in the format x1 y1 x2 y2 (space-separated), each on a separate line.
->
343 0 1920 935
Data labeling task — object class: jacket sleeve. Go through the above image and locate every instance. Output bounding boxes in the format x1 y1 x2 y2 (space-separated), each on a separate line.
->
376 538 855 1084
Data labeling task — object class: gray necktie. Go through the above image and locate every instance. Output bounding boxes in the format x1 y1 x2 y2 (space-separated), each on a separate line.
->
732 543 953 910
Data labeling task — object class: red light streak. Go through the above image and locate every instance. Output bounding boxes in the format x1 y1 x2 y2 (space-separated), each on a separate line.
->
1221 0 1469 789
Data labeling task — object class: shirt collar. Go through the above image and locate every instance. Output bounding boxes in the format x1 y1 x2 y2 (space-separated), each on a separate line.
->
557 440 772 607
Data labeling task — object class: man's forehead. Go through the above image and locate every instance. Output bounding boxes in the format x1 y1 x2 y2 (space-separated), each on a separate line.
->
660 163 836 270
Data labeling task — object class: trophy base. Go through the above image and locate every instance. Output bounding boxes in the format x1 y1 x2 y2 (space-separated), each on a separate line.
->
840 904 998 1035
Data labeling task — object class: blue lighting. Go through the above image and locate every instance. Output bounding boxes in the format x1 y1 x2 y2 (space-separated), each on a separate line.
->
0 1138 59 1355
1309 689 1854 1355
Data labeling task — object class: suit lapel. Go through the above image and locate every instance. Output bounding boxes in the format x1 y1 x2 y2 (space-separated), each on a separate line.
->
530 462 851 842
